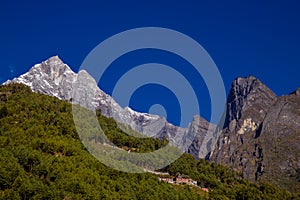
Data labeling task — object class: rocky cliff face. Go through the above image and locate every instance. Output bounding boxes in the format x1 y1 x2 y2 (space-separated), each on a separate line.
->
211 76 300 192
4 56 215 159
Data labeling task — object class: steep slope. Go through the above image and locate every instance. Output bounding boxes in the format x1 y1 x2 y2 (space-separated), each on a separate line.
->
211 76 300 192
4 56 215 159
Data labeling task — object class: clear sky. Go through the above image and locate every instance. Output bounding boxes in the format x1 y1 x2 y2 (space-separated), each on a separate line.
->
0 1 299 126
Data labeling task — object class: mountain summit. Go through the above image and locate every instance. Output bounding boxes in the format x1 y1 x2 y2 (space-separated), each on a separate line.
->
4 56 215 159
211 75 300 192
5 56 75 99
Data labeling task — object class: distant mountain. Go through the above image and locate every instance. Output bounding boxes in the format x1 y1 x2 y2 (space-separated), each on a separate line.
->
4 56 216 159
211 76 300 192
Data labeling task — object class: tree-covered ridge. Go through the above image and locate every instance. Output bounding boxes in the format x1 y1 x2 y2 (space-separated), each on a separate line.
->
96 112 169 153
0 84 298 199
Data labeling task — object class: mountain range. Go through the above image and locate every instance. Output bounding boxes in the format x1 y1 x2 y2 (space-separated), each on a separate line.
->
4 56 300 192
4 56 216 159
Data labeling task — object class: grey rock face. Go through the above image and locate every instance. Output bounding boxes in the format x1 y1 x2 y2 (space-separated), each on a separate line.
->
4 56 215 159
212 76 277 167
224 76 277 129
211 76 300 191
187 115 217 159
260 92 300 186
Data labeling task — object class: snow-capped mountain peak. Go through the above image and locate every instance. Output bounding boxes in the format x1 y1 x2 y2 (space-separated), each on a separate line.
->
3 56 216 159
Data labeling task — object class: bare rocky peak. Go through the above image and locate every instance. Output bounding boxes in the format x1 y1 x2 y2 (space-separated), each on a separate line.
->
211 75 300 191
4 56 215 159
212 75 278 164
225 75 277 131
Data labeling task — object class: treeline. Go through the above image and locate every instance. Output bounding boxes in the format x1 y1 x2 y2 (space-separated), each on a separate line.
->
0 84 298 199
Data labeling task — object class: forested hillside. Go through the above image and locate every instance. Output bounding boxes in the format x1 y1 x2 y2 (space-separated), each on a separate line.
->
0 84 298 199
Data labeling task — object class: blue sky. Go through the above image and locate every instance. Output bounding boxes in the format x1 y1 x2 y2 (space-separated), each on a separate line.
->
0 1 299 126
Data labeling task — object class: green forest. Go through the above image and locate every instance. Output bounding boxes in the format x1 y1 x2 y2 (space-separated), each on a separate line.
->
0 84 298 199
